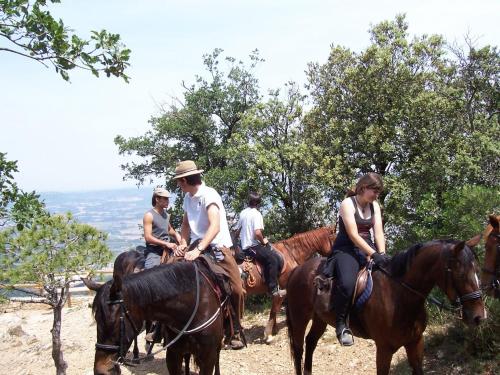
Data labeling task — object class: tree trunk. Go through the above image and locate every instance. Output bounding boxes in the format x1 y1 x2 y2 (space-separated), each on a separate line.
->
51 304 67 375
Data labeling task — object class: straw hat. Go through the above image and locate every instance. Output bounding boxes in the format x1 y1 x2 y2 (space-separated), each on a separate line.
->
153 187 170 197
172 160 204 179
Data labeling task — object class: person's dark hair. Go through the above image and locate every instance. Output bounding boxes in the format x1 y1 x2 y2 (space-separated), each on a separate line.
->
184 173 202 186
248 192 262 208
346 172 383 197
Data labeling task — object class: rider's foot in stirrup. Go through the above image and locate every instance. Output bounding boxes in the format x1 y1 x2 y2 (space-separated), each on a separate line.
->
230 334 245 350
271 287 287 298
336 327 354 346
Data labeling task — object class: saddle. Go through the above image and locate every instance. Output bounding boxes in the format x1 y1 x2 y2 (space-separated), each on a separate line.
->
239 244 286 282
314 261 374 310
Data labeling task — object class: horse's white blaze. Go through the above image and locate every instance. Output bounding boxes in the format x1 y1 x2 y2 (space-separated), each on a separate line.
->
473 271 487 318
474 272 480 289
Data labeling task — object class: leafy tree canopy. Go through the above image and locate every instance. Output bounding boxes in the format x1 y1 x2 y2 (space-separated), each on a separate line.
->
304 14 499 246
0 152 45 229
0 0 131 81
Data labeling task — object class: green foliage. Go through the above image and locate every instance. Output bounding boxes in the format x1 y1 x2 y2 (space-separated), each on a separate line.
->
0 152 45 229
0 0 131 81
404 185 500 248
115 49 262 197
0 212 112 306
229 83 331 237
304 14 499 249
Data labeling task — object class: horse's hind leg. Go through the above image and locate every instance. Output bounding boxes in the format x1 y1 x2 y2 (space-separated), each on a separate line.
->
265 295 284 343
304 315 327 375
166 350 183 375
404 336 424 375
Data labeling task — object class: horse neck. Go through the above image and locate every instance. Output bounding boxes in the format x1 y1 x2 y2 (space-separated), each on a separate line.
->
279 229 330 264
401 245 447 298
481 233 499 285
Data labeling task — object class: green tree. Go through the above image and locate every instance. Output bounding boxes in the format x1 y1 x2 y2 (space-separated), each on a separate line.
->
229 83 331 238
0 0 130 81
304 15 499 248
0 213 112 375
411 185 500 245
115 48 262 215
0 152 45 229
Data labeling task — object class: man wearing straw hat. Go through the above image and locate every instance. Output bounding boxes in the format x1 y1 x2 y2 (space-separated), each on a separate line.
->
173 160 245 350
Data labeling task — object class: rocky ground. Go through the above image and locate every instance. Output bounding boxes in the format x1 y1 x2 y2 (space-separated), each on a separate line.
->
0 297 495 375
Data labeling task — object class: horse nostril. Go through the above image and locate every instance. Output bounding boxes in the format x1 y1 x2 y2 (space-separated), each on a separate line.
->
474 315 483 326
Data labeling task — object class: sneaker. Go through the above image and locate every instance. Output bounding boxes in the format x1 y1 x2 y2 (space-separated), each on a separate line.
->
230 337 245 350
271 287 287 298
336 327 354 346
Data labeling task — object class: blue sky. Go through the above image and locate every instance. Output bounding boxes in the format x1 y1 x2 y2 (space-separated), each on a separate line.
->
1 0 498 192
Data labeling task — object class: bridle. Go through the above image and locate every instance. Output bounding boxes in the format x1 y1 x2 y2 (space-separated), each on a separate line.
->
379 248 482 314
94 261 226 367
481 232 500 295
95 261 201 366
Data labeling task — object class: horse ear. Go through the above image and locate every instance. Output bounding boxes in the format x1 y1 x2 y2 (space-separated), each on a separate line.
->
110 274 123 298
489 215 499 230
466 234 481 248
81 277 103 291
452 241 466 256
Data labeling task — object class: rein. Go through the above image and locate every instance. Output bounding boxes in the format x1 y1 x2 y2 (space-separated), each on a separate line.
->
378 249 483 314
96 261 202 366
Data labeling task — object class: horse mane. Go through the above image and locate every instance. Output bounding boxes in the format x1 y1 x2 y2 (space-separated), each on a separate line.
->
276 227 332 260
388 239 473 278
121 261 197 307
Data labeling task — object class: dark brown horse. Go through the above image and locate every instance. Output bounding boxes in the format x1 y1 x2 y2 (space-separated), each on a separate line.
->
481 215 500 298
88 260 225 375
286 238 486 375
241 226 335 343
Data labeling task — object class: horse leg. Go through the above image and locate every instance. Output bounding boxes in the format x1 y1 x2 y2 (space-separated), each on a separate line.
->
287 309 310 375
132 338 139 364
376 345 395 375
166 350 183 375
404 336 424 375
265 295 283 344
304 315 327 375
196 348 218 375
183 353 190 375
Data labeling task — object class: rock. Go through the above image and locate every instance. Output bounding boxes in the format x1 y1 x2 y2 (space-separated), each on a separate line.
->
8 323 26 337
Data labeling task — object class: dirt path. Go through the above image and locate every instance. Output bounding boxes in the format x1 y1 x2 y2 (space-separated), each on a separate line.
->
0 298 407 375
0 297 493 375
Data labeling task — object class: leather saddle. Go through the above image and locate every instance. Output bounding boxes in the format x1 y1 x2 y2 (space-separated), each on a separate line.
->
314 261 373 308
239 244 286 280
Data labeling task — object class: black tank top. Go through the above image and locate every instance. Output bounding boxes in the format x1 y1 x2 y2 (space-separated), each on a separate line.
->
332 196 375 251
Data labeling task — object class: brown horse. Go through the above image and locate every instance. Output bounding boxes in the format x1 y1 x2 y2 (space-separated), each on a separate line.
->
286 237 486 375
242 226 335 343
481 215 500 298
88 260 225 375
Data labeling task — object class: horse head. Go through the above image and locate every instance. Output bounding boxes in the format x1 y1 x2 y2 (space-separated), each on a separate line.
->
442 238 486 326
481 215 500 298
91 278 139 375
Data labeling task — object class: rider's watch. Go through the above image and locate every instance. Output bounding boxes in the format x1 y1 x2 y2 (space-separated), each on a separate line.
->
196 244 204 253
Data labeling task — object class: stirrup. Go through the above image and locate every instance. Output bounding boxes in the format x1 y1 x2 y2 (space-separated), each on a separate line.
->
336 327 354 346
271 287 287 298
